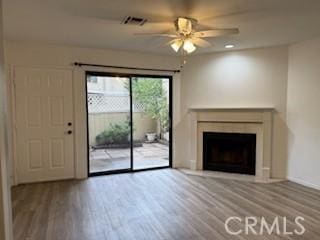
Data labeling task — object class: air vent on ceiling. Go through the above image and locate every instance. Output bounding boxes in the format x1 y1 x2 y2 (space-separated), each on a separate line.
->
121 16 147 26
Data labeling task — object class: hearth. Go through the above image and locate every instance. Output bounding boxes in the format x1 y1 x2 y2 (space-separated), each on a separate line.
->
203 132 256 175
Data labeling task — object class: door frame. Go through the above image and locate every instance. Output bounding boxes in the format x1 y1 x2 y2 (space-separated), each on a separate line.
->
85 71 173 177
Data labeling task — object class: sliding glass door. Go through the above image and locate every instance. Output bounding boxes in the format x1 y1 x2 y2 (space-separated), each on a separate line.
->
86 72 171 176
132 77 170 170
87 74 131 174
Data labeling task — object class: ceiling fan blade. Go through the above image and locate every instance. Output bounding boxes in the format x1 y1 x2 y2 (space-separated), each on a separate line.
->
164 39 178 46
199 8 269 23
134 33 178 38
192 38 212 48
194 28 239 38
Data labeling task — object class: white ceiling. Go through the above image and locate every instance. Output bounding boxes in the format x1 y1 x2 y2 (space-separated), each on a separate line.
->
3 0 320 55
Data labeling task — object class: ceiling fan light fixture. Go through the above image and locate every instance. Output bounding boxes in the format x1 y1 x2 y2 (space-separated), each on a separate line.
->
171 40 183 52
183 39 196 53
134 16 239 55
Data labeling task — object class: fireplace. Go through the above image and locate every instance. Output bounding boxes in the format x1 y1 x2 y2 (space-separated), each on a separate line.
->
203 132 256 175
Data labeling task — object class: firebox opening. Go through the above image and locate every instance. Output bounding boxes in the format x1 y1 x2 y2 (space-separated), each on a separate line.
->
203 132 256 175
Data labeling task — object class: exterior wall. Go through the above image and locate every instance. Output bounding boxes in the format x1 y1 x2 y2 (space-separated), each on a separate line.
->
88 112 157 145
287 37 320 190
87 76 127 93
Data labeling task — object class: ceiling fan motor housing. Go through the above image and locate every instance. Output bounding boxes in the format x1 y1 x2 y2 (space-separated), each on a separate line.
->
175 17 198 36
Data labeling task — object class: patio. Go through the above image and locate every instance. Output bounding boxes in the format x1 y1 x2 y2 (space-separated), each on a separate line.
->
89 142 169 173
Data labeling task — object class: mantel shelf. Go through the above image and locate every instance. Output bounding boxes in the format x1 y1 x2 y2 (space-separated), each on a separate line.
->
188 107 275 112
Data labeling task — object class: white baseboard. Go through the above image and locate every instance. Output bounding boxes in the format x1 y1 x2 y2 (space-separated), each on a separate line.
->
287 177 320 191
179 168 285 183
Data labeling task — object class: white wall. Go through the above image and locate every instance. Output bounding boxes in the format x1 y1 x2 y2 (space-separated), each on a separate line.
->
7 40 320 186
176 46 289 178
4 41 181 181
0 0 13 238
287 37 320 190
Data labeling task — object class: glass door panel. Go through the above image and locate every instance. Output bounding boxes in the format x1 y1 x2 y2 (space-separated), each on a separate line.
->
87 74 131 174
131 77 170 170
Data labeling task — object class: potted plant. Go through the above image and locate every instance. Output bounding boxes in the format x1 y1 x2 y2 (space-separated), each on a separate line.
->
163 132 169 141
146 132 157 142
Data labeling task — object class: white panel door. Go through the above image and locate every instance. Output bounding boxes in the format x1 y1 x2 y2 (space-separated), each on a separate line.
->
14 67 75 183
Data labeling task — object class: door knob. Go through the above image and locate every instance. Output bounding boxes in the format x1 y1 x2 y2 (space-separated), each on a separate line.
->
67 130 72 135
68 122 72 126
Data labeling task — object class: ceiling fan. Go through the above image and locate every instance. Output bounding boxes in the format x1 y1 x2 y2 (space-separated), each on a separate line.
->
135 17 239 54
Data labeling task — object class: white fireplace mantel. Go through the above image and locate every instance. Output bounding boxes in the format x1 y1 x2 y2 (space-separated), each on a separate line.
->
188 107 275 111
187 107 274 182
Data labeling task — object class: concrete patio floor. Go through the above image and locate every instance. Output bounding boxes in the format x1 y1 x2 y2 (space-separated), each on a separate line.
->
89 142 169 173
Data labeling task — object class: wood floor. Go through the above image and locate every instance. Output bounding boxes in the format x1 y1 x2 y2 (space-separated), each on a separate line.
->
12 169 320 240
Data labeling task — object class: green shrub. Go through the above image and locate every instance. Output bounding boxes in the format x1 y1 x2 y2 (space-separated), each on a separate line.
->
130 78 169 133
96 120 131 145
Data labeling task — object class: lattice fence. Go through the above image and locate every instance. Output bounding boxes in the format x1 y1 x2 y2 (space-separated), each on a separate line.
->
88 93 145 113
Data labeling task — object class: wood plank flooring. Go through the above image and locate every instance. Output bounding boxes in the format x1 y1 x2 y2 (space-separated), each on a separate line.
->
12 169 320 240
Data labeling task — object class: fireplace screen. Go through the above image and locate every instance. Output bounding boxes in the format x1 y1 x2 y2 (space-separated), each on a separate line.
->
203 132 256 175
